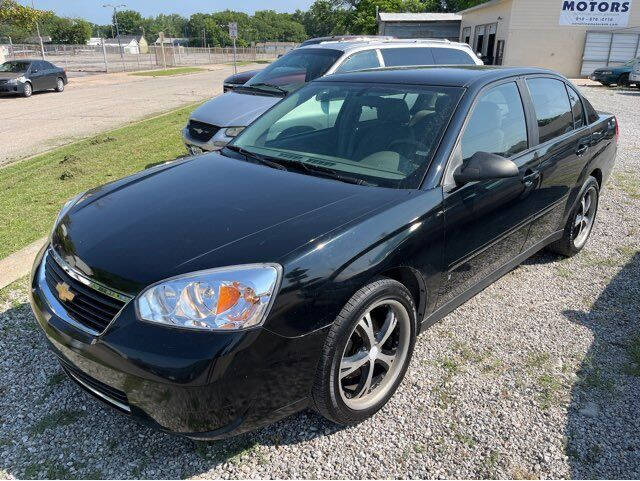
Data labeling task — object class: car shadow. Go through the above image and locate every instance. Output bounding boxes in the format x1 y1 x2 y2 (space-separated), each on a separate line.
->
0 300 345 479
562 252 640 478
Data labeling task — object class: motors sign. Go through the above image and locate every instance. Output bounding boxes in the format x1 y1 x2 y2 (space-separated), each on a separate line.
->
560 0 632 27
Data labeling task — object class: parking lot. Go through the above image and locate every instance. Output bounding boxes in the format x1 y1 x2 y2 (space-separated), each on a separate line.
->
0 64 260 166
0 84 638 479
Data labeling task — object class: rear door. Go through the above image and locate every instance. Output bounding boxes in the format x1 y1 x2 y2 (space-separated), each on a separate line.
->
520 76 592 250
438 79 540 305
42 61 58 89
29 61 47 91
380 47 435 67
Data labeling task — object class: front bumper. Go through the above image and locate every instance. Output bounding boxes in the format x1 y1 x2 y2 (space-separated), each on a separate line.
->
182 126 235 154
0 82 24 94
589 72 618 84
630 72 640 83
29 246 327 440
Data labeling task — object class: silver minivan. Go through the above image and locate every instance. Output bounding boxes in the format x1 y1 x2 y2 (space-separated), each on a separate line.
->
182 39 482 154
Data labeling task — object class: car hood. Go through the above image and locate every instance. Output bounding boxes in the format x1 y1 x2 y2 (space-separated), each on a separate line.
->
189 91 281 128
51 153 408 294
224 69 261 84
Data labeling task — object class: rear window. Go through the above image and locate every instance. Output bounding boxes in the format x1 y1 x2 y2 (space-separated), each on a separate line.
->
432 48 475 65
526 78 574 143
246 48 342 87
381 48 434 67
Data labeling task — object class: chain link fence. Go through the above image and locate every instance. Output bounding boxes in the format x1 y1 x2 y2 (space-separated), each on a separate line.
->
1 42 295 74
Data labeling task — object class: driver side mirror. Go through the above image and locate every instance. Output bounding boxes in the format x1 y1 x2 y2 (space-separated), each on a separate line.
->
453 151 519 186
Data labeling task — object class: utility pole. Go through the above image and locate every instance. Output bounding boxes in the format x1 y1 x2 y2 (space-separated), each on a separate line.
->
30 0 45 59
103 4 126 71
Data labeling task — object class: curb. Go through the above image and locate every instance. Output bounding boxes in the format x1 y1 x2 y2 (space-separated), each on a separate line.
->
0 237 47 289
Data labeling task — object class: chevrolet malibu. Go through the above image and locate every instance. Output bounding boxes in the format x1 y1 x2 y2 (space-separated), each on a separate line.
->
31 66 617 440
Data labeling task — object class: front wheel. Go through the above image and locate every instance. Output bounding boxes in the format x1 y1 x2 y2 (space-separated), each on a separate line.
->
311 277 417 425
619 73 630 87
22 82 32 97
55 78 64 92
547 176 599 257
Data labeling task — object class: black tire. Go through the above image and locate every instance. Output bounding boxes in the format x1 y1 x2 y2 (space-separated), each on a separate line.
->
55 78 64 92
618 73 630 87
547 176 600 257
22 81 32 97
602 82 612 87
311 277 417 425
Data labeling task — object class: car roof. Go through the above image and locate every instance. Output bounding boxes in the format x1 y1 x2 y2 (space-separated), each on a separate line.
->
316 65 560 88
298 38 472 54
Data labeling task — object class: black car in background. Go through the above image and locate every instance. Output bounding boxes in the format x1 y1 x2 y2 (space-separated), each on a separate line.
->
222 68 262 92
30 66 617 440
0 59 67 97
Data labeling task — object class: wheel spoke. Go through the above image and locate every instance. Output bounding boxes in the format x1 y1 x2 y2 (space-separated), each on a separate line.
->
354 359 375 398
581 196 587 216
358 313 376 347
584 194 591 214
340 351 369 379
377 309 397 346
376 352 396 371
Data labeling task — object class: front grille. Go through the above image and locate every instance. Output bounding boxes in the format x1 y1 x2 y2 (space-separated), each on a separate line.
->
44 252 127 334
58 357 130 412
187 120 219 142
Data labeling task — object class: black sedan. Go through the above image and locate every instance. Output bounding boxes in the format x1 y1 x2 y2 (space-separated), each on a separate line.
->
0 59 67 97
222 68 261 92
30 66 617 440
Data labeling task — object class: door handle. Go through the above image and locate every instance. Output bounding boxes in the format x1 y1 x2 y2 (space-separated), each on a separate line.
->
576 144 589 156
522 169 540 186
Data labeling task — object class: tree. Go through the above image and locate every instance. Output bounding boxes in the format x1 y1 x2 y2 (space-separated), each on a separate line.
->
294 0 348 37
336 0 441 35
113 9 143 36
441 0 490 12
49 17 92 44
0 0 45 30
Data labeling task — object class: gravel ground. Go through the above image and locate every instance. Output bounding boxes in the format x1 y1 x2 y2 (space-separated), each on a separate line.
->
0 84 639 479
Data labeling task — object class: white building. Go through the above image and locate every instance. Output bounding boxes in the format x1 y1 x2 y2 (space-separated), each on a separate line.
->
459 0 640 77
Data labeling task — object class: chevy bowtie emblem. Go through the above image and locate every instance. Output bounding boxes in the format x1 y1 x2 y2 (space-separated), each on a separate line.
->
193 127 204 134
56 282 75 302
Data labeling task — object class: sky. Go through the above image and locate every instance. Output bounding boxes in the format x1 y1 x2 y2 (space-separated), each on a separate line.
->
18 0 316 24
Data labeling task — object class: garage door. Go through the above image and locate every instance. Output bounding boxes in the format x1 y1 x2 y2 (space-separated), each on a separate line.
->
581 30 640 76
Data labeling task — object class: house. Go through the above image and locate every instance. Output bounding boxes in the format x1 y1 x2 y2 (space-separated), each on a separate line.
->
101 35 148 54
458 0 640 76
154 37 189 47
377 12 462 41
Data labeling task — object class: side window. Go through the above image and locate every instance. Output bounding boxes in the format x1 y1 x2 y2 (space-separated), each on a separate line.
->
335 50 380 73
526 78 574 143
583 96 600 124
43 61 55 69
432 48 475 65
459 82 528 163
566 85 585 129
381 48 435 67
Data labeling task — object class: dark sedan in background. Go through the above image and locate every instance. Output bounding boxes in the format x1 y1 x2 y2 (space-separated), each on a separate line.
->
222 68 262 92
0 59 67 97
589 58 639 87
31 66 616 440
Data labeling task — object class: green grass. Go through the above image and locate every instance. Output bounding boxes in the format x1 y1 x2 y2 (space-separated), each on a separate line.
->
130 67 205 77
31 409 84 435
0 104 196 260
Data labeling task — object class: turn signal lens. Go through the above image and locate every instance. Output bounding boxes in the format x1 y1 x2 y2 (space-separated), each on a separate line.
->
136 264 281 331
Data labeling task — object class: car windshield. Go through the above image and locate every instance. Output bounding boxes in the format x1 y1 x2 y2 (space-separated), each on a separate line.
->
0 61 30 73
245 48 342 90
230 81 462 189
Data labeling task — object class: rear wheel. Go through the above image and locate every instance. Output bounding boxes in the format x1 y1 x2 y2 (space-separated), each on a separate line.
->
312 278 417 425
548 176 599 257
619 73 630 87
55 78 64 92
22 82 32 97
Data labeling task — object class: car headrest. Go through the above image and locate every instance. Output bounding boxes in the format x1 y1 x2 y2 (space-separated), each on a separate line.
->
377 98 410 124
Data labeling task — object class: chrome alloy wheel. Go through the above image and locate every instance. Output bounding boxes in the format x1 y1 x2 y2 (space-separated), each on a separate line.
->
338 299 410 410
573 186 597 249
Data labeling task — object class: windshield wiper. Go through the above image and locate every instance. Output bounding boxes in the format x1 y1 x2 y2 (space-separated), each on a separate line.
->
224 145 288 171
269 156 373 186
243 82 288 96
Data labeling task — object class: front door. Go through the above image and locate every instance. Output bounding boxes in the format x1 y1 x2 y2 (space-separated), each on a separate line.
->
438 80 540 305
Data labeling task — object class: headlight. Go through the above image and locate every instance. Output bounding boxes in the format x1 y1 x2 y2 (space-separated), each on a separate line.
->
224 126 245 137
136 264 281 331
7 77 24 85
51 192 85 236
